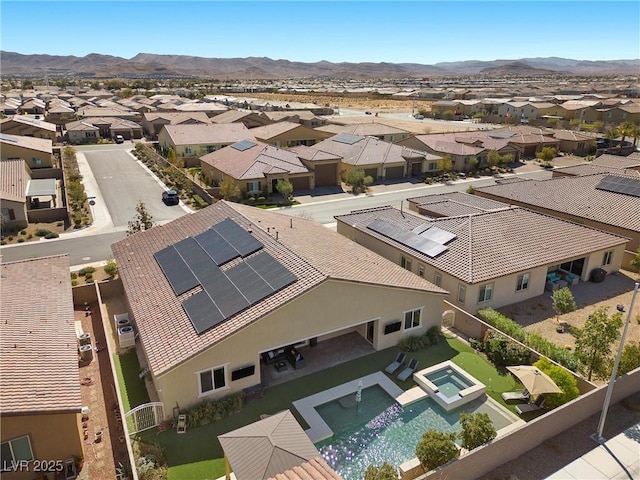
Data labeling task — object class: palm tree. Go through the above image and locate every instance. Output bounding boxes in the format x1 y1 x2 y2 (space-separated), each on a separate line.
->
619 121 639 148
604 128 619 151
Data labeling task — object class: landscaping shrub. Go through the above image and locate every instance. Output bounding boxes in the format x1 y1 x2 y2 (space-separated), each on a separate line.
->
483 331 530 366
415 430 459 471
478 308 579 371
192 194 208 209
20 230 26 235
85 273 93 283
104 260 118 278
71 272 78 279
71 279 78 287
183 392 245 429
44 232 59 239
17 238 24 243
533 357 579 409
78 266 96 276
35 228 51 237
364 462 398 480
459 412 497 450
398 326 443 352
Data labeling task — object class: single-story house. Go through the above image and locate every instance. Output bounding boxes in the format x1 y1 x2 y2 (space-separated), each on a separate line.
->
260 110 328 129
0 158 29 229
552 130 596 156
65 117 143 143
1 255 84 480
475 173 640 269
315 123 411 143
210 110 274 129
0 133 54 169
552 163 640 178
111 201 447 410
157 123 256 166
335 205 628 314
141 112 212 138
249 121 333 148
592 153 640 172
0 115 57 141
200 140 315 193
312 134 441 180
288 145 343 187
406 191 510 217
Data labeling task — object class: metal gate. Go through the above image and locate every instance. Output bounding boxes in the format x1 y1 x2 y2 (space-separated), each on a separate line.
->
125 402 164 435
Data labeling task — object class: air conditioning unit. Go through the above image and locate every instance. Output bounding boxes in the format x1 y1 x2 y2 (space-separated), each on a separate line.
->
78 333 92 347
114 313 130 331
118 326 135 348
79 344 93 362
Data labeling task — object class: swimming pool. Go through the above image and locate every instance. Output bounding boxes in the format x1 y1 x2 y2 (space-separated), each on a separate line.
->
315 388 515 480
414 361 486 410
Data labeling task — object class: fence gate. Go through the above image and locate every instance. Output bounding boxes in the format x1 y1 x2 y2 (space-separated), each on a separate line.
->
125 402 164 435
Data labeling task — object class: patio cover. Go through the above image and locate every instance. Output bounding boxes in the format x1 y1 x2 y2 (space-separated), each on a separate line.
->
507 365 562 396
218 409 320 480
26 178 56 197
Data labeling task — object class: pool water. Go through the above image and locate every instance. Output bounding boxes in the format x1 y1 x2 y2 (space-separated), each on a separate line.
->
316 390 514 480
426 367 474 398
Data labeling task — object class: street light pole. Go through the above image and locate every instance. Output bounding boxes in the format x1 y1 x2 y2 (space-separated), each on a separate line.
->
594 281 639 443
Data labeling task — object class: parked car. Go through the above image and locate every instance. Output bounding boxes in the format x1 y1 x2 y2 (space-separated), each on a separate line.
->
115 135 125 144
162 189 179 205
414 114 424 120
365 111 372 115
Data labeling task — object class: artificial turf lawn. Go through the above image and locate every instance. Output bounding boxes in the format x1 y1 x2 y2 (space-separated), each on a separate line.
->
114 349 150 412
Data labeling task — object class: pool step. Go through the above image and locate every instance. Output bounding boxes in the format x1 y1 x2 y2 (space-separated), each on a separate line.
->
396 386 428 407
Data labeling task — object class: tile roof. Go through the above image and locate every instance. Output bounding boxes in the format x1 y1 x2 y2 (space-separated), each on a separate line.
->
288 145 341 162
111 201 445 376
592 154 640 169
0 133 53 154
313 135 432 167
553 130 595 141
200 141 310 180
268 457 343 480
553 163 640 177
407 191 509 211
211 110 265 124
335 206 628 284
407 131 514 154
1 115 57 132
142 111 212 124
475 174 640 231
163 123 254 146
0 158 28 202
316 123 409 136
0 255 82 414
249 121 318 140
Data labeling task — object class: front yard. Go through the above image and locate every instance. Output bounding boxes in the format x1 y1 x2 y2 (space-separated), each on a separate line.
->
121 336 520 479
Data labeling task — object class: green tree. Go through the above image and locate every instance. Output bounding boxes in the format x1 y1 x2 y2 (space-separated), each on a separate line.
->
103 259 118 278
533 357 579 409
575 306 624 381
364 462 398 480
618 121 639 147
167 147 177 165
630 247 640 276
551 287 577 324
415 430 459 472
618 341 640 377
344 168 373 194
536 147 557 167
487 150 501 169
459 412 496 450
275 179 294 199
219 177 240 201
127 201 155 236
438 154 453 174
468 156 479 172
466 185 475 194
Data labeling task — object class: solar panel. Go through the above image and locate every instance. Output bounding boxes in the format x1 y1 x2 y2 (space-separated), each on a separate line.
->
420 226 457 245
183 292 225 334
245 252 297 291
332 133 362 145
231 139 258 151
194 228 239 266
596 175 640 198
0 134 18 143
154 246 199 296
488 131 517 139
411 223 431 235
368 219 448 258
226 262 274 304
213 218 263 257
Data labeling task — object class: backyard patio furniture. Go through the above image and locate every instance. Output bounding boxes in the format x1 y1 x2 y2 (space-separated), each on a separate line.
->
516 395 546 415
287 347 305 369
176 414 187 434
385 352 407 374
501 388 530 402
397 358 419 381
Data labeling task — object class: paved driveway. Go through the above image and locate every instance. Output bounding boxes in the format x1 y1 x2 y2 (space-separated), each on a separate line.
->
81 145 188 227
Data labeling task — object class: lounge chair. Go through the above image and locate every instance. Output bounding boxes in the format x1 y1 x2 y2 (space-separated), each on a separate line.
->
385 352 407 374
516 396 545 415
501 388 530 403
397 358 419 381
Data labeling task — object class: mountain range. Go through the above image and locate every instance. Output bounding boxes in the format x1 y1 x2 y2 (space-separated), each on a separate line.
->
1 51 638 79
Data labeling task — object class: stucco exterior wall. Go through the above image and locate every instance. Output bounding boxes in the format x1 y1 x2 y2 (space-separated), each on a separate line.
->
0 144 53 168
1 412 83 480
1 199 28 229
153 279 444 409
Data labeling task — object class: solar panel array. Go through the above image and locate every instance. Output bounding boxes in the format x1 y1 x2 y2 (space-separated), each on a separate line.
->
368 219 448 258
595 175 640 198
332 133 362 145
231 140 258 152
154 218 297 334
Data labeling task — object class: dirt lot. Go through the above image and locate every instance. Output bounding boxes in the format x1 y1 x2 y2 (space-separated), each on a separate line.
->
0 220 70 245
498 269 640 384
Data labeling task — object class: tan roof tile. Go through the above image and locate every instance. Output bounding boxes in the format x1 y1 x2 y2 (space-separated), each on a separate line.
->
163 123 253 145
0 255 82 414
0 158 28 202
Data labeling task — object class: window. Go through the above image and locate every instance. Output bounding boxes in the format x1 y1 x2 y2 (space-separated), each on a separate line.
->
457 285 466 304
246 181 260 192
197 365 227 396
418 264 425 278
434 272 442 287
185 146 192 154
400 255 412 271
516 273 530 291
478 283 493 303
603 250 613 266
428 162 437 171
1 435 34 471
32 157 42 166
404 308 421 330
1 208 15 221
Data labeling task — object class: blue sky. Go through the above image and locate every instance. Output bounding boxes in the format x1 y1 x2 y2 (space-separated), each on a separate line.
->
2 1 639 64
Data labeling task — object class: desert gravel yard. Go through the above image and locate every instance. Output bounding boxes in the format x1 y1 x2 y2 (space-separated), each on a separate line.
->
497 269 640 384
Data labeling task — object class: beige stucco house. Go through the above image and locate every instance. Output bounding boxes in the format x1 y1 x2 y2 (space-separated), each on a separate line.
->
0 133 54 169
141 111 212 138
315 123 411 143
111 201 447 410
0 159 29 229
335 205 628 314
1 255 84 480
0 115 58 141
249 121 333 148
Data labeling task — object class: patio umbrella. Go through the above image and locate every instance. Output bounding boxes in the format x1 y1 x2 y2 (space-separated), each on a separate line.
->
506 365 562 395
